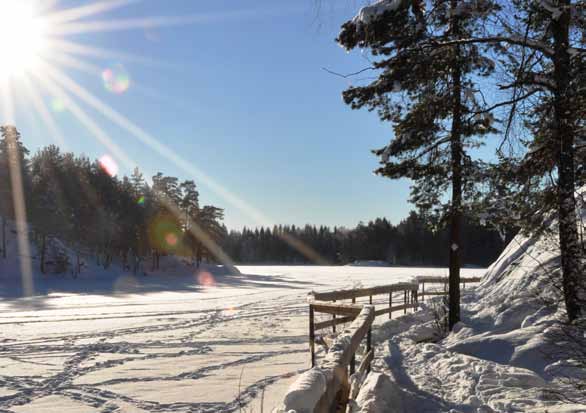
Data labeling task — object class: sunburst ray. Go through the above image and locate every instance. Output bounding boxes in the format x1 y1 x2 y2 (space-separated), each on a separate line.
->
1 83 34 296
44 0 136 25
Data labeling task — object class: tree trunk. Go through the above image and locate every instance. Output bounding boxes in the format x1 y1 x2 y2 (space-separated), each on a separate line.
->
40 234 47 274
196 244 202 268
552 2 584 322
75 251 80 278
448 0 463 330
1 216 6 259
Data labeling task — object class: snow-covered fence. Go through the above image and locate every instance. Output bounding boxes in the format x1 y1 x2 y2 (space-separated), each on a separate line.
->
276 305 375 413
416 276 482 302
278 278 482 412
309 282 419 327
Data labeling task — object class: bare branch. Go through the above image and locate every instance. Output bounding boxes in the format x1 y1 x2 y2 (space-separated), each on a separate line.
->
321 66 375 79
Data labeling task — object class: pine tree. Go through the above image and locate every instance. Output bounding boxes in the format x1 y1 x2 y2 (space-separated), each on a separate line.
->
179 180 200 264
337 0 498 329
0 126 30 261
465 0 586 321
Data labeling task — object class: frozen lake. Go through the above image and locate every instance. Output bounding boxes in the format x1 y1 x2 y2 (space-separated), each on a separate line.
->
0 265 485 412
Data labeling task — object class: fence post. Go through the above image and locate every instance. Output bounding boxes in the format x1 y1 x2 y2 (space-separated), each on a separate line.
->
309 304 315 367
412 289 416 312
350 355 355 375
421 282 425 303
332 299 336 333
369 295 372 305
389 292 392 319
366 326 372 374
404 290 407 314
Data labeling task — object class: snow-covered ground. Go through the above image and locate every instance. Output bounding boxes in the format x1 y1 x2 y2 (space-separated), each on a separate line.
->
0 259 482 413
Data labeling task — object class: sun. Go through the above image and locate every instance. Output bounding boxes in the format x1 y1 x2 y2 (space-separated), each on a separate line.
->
0 1 49 79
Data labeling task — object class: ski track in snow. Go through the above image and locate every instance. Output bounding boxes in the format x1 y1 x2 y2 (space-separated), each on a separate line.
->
0 298 305 412
1 265 478 412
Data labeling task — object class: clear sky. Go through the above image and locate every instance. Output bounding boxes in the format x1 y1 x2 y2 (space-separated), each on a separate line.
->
10 0 417 230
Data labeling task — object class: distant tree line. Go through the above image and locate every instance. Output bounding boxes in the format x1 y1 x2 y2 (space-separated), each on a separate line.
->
0 126 225 275
222 213 513 267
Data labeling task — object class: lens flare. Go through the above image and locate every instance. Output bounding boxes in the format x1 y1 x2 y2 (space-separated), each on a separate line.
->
98 154 118 177
137 195 145 205
50 96 66 112
197 271 215 287
223 306 238 316
102 63 130 94
164 232 178 247
148 215 181 251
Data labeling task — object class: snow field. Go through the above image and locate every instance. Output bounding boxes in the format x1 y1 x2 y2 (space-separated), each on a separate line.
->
0 264 476 412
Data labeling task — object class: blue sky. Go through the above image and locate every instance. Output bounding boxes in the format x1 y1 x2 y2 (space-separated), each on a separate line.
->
13 0 418 230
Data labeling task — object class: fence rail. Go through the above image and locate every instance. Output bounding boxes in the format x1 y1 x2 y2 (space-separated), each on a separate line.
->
279 304 375 413
416 276 482 302
309 282 419 369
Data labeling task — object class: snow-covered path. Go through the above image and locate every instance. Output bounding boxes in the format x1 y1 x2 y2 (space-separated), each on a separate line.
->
0 266 484 412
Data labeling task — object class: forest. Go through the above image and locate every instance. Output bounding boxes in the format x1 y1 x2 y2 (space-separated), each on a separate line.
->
0 127 509 273
0 126 225 274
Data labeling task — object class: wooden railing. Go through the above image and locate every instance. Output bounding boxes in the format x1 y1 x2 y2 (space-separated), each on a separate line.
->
308 282 419 368
278 304 375 413
417 276 482 302
277 276 483 413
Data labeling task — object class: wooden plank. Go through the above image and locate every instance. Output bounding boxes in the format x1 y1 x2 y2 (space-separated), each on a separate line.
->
357 350 374 376
311 302 363 317
416 276 482 284
342 307 374 367
373 304 416 317
332 300 337 333
424 291 448 296
315 314 356 331
311 282 418 302
314 306 375 412
309 305 315 368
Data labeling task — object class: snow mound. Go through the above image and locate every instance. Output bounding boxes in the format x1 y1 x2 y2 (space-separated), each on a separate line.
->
276 369 328 413
353 372 404 412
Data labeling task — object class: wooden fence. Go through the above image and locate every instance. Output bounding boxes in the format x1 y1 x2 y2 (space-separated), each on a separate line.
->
278 304 375 413
277 276 482 413
308 282 419 368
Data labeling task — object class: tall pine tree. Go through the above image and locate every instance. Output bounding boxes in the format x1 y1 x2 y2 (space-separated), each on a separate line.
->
337 0 498 329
